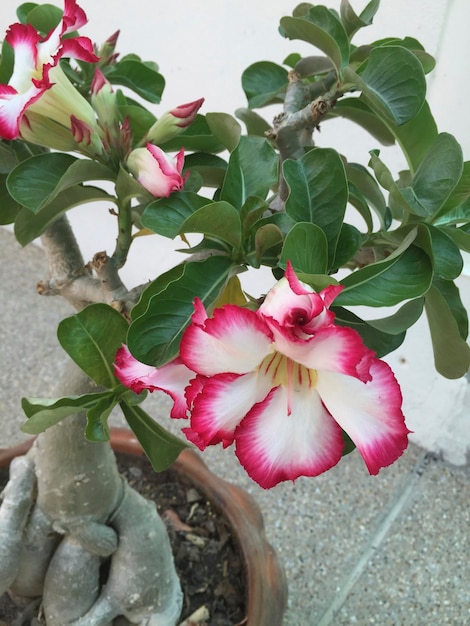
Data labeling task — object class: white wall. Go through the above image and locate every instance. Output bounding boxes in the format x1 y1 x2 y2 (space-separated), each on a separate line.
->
1 0 469 463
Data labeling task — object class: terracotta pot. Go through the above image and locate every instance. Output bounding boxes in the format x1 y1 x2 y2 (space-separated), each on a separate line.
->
0 428 288 625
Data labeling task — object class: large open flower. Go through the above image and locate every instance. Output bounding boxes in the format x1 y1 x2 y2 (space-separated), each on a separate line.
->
116 263 410 489
0 0 99 141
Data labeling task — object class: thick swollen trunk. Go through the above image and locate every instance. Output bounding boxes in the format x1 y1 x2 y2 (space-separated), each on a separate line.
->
0 216 183 624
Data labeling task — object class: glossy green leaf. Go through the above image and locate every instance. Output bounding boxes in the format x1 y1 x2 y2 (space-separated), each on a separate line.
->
128 256 234 366
21 391 115 435
24 3 62 34
106 60 165 103
340 0 380 38
328 99 395 146
179 201 242 249
280 223 328 274
234 108 271 136
368 151 414 216
425 285 470 378
7 153 115 214
57 304 129 388
367 298 425 334
159 115 226 153
432 276 468 339
205 113 241 152
0 174 20 224
241 61 288 108
383 101 438 173
347 182 373 232
120 402 190 472
221 136 278 210
183 153 227 188
444 226 470 252
332 307 406 357
131 265 186 321
336 245 433 307
331 223 363 269
400 133 463 218
433 160 470 221
416 224 463 280
280 7 350 73
255 224 283 267
345 162 388 228
284 148 348 264
373 37 435 74
345 46 426 125
85 394 116 442
142 191 210 238
14 186 114 245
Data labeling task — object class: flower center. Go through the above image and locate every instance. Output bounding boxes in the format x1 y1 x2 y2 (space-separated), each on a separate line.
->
258 352 318 415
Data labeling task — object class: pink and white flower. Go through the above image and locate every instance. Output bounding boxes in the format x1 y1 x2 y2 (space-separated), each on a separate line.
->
126 144 188 197
115 263 410 489
0 0 99 142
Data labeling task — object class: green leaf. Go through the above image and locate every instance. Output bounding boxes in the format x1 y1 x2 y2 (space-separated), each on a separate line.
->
57 304 129 388
400 133 463 218
432 276 468 339
383 101 438 173
345 162 388 229
128 256 234 366
205 113 241 152
254 224 284 264
283 148 348 265
327 99 395 146
183 153 227 188
344 46 426 125
21 391 115 435
131 265 186 321
24 3 62 35
120 402 190 472
367 298 425 334
85 394 116 442
280 223 328 274
280 7 350 73
179 201 242 249
336 244 433 307
7 154 115 214
416 224 463 280
0 174 21 224
425 285 470 378
332 307 406 357
7 153 76 212
106 60 165 104
435 161 470 217
235 108 271 136
340 0 380 38
331 223 363 269
241 61 288 108
220 136 278 210
159 115 226 153
141 191 210 238
14 185 114 245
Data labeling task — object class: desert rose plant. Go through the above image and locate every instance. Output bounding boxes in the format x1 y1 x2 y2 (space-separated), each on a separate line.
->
0 0 469 624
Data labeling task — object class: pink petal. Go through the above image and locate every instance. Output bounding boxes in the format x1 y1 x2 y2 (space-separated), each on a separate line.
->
62 0 89 34
184 371 272 449
316 359 410 475
180 304 273 376
0 84 43 140
235 385 344 489
114 345 192 418
170 97 204 126
58 36 100 63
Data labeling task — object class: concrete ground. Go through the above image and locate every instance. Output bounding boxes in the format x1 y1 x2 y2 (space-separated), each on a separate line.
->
1 227 469 625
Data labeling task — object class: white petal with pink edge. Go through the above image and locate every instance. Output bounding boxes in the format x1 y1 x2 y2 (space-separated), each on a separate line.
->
271 322 373 382
187 371 272 448
316 359 410 475
235 385 344 488
0 85 43 140
114 345 192 418
180 305 273 376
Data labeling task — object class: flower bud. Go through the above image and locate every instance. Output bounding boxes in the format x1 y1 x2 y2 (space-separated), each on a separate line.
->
144 98 204 144
127 144 187 197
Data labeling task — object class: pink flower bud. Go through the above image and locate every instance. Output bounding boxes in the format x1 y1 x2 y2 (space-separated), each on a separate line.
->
127 144 188 197
144 98 204 144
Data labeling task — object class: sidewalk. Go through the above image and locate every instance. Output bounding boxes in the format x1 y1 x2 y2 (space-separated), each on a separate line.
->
1 227 469 625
